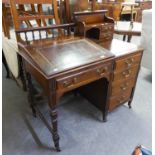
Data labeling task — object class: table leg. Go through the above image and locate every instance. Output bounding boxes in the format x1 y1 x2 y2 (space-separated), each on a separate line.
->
123 35 126 41
49 107 61 152
131 5 134 23
127 35 132 42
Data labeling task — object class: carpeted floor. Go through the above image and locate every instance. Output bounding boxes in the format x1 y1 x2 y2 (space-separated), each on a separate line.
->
2 65 152 155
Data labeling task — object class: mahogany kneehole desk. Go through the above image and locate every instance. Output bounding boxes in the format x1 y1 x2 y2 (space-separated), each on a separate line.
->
19 38 114 151
18 38 143 151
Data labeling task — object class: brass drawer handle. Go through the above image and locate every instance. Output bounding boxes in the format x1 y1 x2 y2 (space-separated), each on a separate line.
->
120 86 127 90
102 26 108 30
109 26 113 30
120 83 129 90
104 33 111 37
117 96 126 104
96 66 108 76
122 70 131 78
63 81 74 88
125 58 134 67
63 77 77 88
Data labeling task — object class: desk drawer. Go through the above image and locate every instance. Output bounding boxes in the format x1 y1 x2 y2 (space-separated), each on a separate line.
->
56 62 112 91
113 66 139 82
115 53 142 72
109 90 131 111
111 79 135 96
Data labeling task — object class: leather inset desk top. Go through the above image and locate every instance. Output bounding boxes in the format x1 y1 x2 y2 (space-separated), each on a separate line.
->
19 39 114 77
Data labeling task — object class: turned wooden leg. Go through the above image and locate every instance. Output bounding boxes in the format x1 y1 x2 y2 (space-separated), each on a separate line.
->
2 50 10 78
48 80 61 151
102 112 107 122
26 73 37 117
50 107 61 152
128 101 132 109
128 87 136 109
18 55 27 91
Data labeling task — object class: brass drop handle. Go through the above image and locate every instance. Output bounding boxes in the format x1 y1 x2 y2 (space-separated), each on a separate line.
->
96 66 108 76
117 96 126 104
125 58 134 67
121 86 127 90
122 70 131 78
108 33 112 37
63 77 77 88
120 83 129 90
103 26 108 30
63 81 74 88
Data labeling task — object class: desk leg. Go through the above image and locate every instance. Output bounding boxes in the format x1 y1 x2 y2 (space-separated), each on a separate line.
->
48 91 61 152
19 55 27 91
50 107 60 152
26 73 37 117
102 83 110 122
128 87 135 109
2 50 10 78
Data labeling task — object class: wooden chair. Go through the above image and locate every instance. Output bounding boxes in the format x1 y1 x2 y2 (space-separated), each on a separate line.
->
10 0 61 41
8 0 73 90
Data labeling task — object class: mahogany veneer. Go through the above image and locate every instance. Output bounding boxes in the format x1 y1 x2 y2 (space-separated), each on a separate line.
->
74 10 115 43
99 39 143 111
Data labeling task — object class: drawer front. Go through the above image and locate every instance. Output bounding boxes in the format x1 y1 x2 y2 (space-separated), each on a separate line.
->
115 53 142 72
111 79 135 96
113 66 139 82
109 91 131 111
56 62 112 92
100 32 113 41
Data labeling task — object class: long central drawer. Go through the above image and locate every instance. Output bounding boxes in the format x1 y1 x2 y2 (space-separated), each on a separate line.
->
56 61 113 93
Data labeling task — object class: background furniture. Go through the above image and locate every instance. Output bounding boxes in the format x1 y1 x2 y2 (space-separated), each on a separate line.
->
140 9 152 70
114 21 142 42
120 2 138 22
94 2 122 21
135 0 152 22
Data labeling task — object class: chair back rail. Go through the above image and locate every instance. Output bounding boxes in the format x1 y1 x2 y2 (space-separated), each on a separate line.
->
10 0 61 41
15 23 75 43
